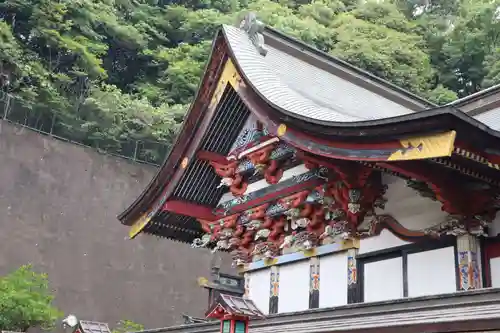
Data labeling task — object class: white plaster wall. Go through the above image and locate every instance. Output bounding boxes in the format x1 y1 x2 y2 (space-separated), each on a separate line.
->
248 268 271 314
378 175 448 230
364 257 403 302
407 247 456 297
360 175 448 255
359 229 409 254
278 261 310 313
489 213 500 237
218 164 308 205
319 252 348 307
490 257 500 288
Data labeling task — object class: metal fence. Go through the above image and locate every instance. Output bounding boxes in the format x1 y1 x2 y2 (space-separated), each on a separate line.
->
0 91 170 166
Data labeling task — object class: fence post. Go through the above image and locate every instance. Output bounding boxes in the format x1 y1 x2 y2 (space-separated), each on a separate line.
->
49 113 56 135
133 140 139 161
2 92 10 120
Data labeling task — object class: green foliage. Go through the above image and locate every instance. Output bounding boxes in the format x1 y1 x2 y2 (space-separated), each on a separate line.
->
112 320 145 333
0 265 62 331
0 0 499 159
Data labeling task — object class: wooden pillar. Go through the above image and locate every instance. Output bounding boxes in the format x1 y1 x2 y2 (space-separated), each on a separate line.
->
456 234 482 290
269 266 279 314
347 248 360 303
309 257 320 309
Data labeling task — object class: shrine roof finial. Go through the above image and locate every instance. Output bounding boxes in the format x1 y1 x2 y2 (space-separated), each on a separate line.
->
237 12 268 56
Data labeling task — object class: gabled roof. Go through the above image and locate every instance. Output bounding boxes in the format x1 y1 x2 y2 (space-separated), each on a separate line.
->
78 321 112 333
206 294 265 319
118 16 500 239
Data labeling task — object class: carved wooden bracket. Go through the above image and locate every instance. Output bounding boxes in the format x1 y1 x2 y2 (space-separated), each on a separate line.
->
210 159 248 196
378 162 497 229
246 143 284 184
299 152 387 231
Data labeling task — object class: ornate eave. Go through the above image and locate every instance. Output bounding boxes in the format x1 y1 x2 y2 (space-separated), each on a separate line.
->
118 14 500 247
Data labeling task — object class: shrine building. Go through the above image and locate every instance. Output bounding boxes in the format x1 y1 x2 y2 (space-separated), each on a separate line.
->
118 13 500 333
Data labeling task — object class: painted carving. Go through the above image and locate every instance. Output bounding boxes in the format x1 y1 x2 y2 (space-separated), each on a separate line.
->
252 241 280 260
358 212 493 244
191 234 212 248
309 258 320 309
281 231 319 252
195 149 394 265
347 255 357 285
231 248 251 267
458 251 481 290
269 267 279 314
320 220 350 243
246 144 284 184
310 261 320 291
382 162 497 231
212 239 231 253
255 228 271 240
424 214 491 237
211 160 248 196
194 166 388 265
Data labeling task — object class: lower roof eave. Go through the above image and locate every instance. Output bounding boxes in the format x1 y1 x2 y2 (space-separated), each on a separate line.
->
132 288 500 333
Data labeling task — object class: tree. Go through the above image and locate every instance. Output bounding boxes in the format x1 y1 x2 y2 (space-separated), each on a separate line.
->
0 0 498 160
0 265 62 331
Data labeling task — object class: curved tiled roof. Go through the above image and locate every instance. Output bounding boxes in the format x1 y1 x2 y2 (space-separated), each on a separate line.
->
222 25 421 122
118 21 500 232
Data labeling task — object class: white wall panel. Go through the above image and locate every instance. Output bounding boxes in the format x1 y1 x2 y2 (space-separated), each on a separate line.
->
319 252 347 307
359 229 409 254
278 261 310 313
407 247 456 297
491 257 500 288
248 268 270 314
364 257 403 302
374 175 448 230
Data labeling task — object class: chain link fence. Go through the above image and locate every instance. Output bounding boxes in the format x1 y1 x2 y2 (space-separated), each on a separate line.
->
0 91 170 166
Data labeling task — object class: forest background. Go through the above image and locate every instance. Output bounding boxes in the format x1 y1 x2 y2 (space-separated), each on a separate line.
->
1 0 500 164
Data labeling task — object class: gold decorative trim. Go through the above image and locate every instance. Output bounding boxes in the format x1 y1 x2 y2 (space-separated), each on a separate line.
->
388 130 456 161
277 124 287 137
128 211 152 239
181 157 189 169
341 238 360 249
454 147 500 170
197 276 209 287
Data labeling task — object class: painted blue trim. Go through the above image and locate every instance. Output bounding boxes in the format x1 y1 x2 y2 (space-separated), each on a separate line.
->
243 243 349 272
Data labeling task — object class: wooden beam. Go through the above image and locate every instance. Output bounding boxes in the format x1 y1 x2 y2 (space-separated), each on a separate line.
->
163 200 217 221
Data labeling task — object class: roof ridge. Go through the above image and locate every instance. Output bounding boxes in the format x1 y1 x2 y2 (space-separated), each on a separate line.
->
262 25 436 109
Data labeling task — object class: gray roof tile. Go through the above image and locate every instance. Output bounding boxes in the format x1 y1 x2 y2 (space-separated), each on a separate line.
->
474 107 500 130
223 25 416 122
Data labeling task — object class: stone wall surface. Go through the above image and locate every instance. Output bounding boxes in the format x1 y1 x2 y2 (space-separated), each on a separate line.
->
0 121 227 328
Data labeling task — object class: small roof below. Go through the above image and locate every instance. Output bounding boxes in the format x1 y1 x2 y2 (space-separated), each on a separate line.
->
78 321 112 333
206 294 265 319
